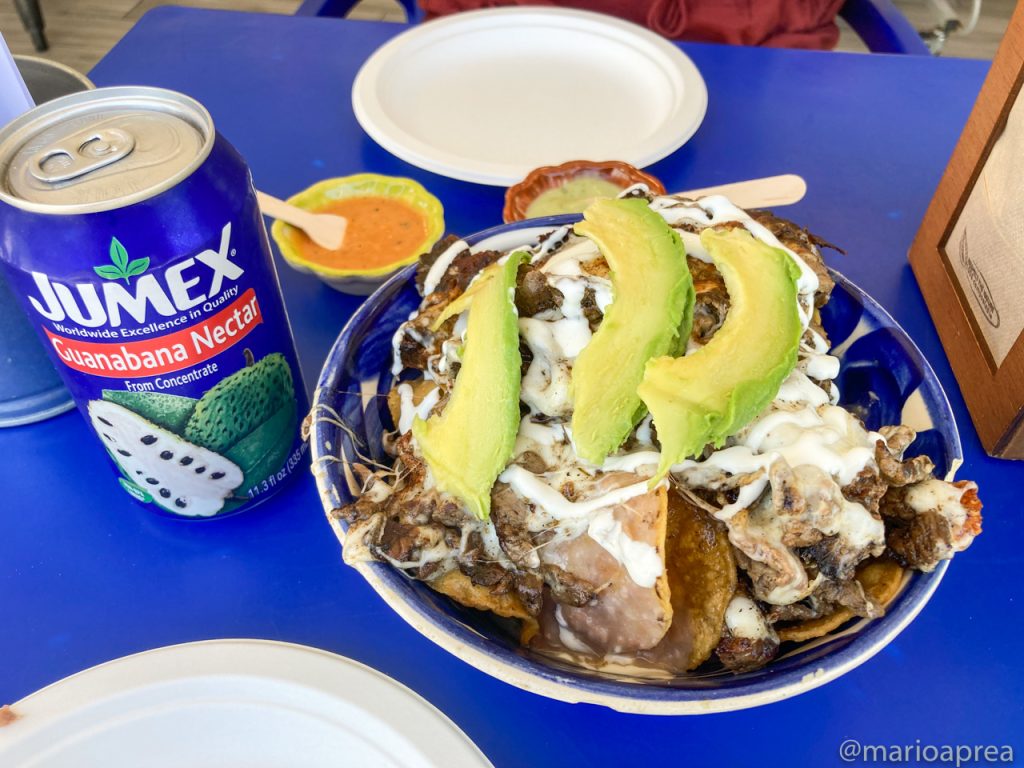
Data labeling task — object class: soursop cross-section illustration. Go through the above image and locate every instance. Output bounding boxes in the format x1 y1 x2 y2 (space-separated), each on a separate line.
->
88 400 243 518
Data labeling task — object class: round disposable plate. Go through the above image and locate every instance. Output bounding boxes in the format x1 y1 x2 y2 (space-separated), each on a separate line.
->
0 640 491 767
352 8 708 185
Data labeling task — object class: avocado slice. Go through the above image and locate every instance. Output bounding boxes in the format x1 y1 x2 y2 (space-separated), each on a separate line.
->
638 227 803 479
570 198 694 465
413 252 528 520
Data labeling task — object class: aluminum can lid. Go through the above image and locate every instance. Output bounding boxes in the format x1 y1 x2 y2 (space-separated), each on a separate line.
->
0 86 214 214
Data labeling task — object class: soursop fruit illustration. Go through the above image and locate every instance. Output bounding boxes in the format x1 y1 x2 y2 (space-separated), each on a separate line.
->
102 389 197 433
89 400 243 518
184 350 297 495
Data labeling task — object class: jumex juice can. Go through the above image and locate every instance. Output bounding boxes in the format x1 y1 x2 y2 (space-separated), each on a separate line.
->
0 86 308 518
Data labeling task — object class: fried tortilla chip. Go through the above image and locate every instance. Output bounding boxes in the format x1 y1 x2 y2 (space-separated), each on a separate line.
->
777 606 852 644
857 556 905 605
777 557 905 643
536 476 672 656
639 490 737 671
430 569 539 639
387 387 401 427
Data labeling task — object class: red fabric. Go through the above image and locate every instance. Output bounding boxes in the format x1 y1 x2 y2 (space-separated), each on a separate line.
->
419 0 845 49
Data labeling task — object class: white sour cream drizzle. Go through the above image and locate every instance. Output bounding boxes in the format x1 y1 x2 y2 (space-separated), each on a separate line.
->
587 509 663 587
390 307 427 376
396 382 441 434
519 236 612 417
634 414 655 447
498 464 655 523
422 239 469 296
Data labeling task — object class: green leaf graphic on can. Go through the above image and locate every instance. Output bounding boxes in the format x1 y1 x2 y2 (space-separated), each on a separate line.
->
126 257 149 277
94 237 150 284
110 237 129 270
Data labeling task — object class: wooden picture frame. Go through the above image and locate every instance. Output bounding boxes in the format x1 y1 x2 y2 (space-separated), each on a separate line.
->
909 2 1024 458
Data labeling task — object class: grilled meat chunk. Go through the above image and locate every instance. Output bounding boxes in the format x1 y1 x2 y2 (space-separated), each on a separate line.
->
750 210 837 306
766 576 878 624
842 467 889 516
415 235 462 294
397 240 505 373
715 593 780 673
688 256 730 344
882 479 982 571
716 634 780 672
415 236 503 296
876 439 934 487
542 564 598 607
516 263 563 317
492 483 541 569
514 571 545 616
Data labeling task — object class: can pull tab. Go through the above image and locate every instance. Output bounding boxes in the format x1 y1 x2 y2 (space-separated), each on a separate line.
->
29 128 136 184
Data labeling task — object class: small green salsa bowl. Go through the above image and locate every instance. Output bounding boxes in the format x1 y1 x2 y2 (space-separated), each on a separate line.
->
503 160 665 223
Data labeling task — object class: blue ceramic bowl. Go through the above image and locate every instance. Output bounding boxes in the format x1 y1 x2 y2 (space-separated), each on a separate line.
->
310 215 960 714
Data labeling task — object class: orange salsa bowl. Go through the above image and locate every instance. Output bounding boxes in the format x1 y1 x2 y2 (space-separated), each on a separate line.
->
271 173 445 295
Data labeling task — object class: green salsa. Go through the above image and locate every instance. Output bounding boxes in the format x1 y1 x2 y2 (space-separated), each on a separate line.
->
524 177 625 218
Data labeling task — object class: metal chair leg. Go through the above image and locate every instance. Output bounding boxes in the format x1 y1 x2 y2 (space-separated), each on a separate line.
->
13 0 49 53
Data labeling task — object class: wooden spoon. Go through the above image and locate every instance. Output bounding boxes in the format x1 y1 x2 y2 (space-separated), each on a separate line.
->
676 174 807 208
256 190 347 251
256 175 801 252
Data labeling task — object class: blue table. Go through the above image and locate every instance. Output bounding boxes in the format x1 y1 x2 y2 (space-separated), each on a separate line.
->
2 7 1020 765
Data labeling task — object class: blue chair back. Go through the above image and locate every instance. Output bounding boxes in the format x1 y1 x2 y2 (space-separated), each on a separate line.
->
296 0 424 23
839 0 930 54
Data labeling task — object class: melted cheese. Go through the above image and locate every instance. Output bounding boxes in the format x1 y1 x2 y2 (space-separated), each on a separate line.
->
725 595 772 640
519 318 578 417
741 404 882 487
905 478 978 558
513 416 574 469
600 451 661 474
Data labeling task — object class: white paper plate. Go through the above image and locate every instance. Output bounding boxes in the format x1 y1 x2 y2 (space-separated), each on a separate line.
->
351 8 708 185
0 640 491 768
